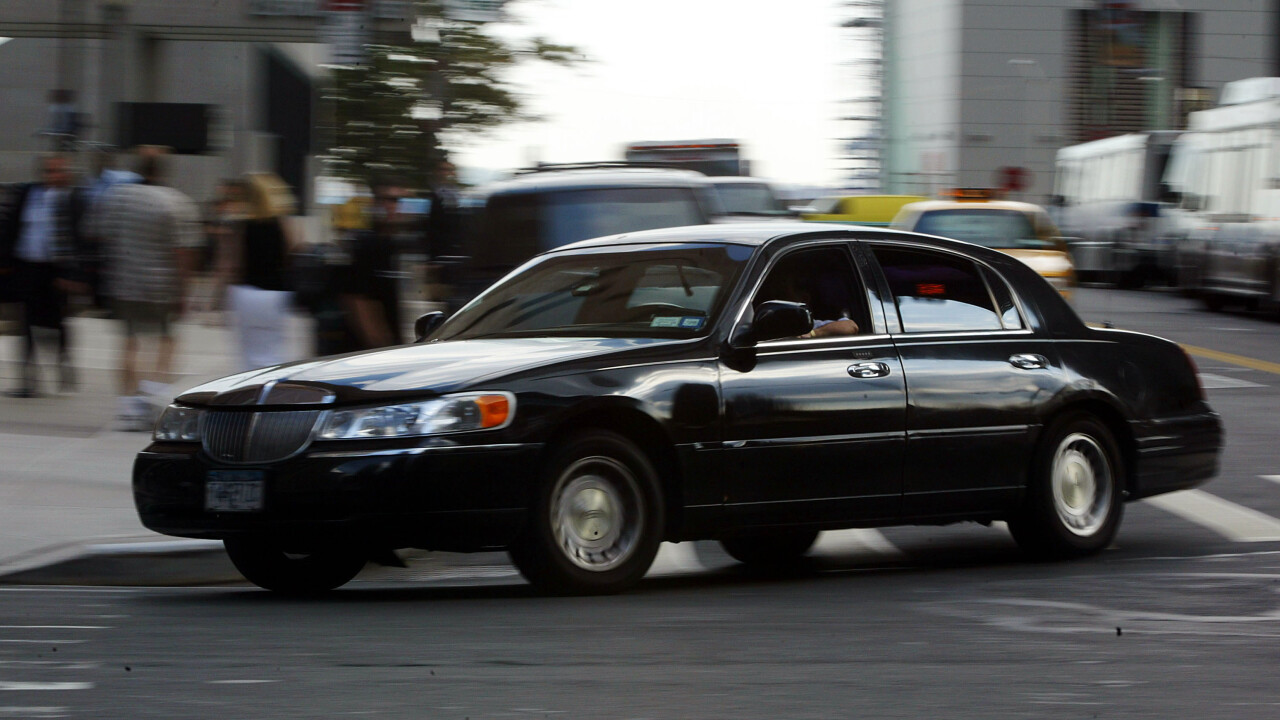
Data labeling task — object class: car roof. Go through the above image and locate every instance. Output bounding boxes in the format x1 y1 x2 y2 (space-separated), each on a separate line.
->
476 167 712 197
545 221 945 253
709 177 774 186
899 199 1050 214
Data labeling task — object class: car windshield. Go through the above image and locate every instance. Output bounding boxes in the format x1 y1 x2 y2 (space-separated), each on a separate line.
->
435 243 752 341
913 209 1052 249
713 182 787 215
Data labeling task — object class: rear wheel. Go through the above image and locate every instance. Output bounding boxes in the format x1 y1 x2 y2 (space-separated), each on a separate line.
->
720 529 819 568
223 539 366 594
509 430 664 595
1008 412 1124 559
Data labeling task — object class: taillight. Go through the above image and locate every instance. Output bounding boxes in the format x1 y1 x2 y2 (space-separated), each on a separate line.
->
1180 345 1205 401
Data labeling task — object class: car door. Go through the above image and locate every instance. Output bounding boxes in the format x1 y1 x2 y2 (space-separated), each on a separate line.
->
719 241 907 528
867 241 1067 520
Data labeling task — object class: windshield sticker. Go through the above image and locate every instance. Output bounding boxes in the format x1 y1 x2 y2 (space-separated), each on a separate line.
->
651 316 705 329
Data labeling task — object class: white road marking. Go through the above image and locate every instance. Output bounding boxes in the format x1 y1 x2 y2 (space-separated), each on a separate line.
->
1261 475 1280 486
0 641 86 645
0 663 98 671
0 622 106 627
0 708 70 718
206 680 279 685
1145 489 1280 542
0 683 91 691
811 529 906 559
1198 373 1266 389
646 542 706 576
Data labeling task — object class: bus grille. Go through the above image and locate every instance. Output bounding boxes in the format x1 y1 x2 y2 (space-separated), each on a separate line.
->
202 410 323 463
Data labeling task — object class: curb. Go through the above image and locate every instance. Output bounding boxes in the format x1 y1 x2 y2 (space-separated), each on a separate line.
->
0 538 244 587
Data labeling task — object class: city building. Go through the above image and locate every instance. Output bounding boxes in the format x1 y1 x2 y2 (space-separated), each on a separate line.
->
0 0 423 205
877 0 1279 201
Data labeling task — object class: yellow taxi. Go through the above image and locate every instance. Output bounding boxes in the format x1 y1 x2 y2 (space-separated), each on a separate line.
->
890 190 1077 300
800 194 929 227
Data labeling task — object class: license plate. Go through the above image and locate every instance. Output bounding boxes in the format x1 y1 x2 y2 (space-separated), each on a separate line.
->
205 470 265 512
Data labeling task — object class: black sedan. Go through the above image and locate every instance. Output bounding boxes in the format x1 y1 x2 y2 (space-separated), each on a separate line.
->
134 223 1222 595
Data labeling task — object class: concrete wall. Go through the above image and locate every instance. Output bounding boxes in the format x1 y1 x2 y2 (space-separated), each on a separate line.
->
884 0 1278 203
884 0 963 196
0 1 409 204
957 0 1069 201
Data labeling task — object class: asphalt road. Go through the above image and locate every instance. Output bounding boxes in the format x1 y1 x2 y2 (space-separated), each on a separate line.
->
2 285 1280 719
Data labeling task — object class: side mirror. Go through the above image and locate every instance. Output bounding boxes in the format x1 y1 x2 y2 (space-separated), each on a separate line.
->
413 311 446 342
733 300 813 347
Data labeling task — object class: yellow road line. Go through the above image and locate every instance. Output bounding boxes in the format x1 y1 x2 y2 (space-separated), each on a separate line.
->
1180 344 1280 376
1088 322 1280 375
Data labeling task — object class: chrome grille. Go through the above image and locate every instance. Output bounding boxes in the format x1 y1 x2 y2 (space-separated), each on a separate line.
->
202 410 323 463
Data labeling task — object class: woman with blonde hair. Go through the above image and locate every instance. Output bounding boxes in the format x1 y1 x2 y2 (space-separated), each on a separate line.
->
217 172 298 371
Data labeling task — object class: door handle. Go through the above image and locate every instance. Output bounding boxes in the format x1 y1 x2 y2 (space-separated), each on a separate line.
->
1009 353 1048 370
848 362 891 379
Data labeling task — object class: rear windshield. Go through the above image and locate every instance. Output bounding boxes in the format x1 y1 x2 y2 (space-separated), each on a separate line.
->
713 182 787 215
913 209 1052 249
471 186 707 268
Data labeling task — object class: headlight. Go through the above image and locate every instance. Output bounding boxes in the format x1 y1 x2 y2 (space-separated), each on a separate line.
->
317 393 514 440
154 405 203 442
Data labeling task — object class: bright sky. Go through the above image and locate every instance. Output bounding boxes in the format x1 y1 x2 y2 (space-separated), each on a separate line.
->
449 0 850 188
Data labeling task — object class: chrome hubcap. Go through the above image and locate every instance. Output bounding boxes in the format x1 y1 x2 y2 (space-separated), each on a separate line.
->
1052 432 1113 537
551 456 643 572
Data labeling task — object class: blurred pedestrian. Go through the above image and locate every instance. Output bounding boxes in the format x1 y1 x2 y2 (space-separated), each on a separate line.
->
340 176 408 350
427 161 461 260
95 151 202 430
196 179 247 316
215 172 296 371
78 149 141 313
0 153 87 397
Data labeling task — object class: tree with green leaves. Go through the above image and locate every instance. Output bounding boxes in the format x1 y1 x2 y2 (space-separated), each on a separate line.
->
320 0 583 189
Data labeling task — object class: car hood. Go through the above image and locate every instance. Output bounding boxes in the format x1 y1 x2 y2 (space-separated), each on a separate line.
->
998 248 1074 277
175 337 674 407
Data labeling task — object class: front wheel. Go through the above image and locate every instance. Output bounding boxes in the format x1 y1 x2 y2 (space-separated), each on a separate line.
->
509 431 664 595
223 539 366 594
1007 413 1125 559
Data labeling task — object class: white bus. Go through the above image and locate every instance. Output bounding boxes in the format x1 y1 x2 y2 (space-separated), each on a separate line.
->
1167 77 1280 312
1052 131 1180 287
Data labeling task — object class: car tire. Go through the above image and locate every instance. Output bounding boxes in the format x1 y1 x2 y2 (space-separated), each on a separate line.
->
508 430 664 595
719 529 819 568
223 538 366 594
1008 412 1124 560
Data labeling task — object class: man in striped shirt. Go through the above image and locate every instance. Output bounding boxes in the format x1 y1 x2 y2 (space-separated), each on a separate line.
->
95 152 202 430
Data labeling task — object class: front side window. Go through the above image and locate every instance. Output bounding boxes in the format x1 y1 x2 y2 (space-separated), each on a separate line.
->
873 246 1003 333
436 243 751 341
752 245 868 338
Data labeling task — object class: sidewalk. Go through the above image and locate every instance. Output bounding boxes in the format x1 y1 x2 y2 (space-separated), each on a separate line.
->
0 310 310 585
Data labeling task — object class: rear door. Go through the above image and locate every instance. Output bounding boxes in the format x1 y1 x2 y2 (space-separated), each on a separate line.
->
865 241 1067 520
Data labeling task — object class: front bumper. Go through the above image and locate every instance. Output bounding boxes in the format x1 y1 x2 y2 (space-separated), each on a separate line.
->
133 440 543 552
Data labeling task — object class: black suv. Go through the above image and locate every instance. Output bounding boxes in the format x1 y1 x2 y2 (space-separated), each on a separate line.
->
442 163 724 310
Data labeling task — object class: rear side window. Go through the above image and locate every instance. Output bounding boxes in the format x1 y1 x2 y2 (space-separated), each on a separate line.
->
872 246 1003 333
